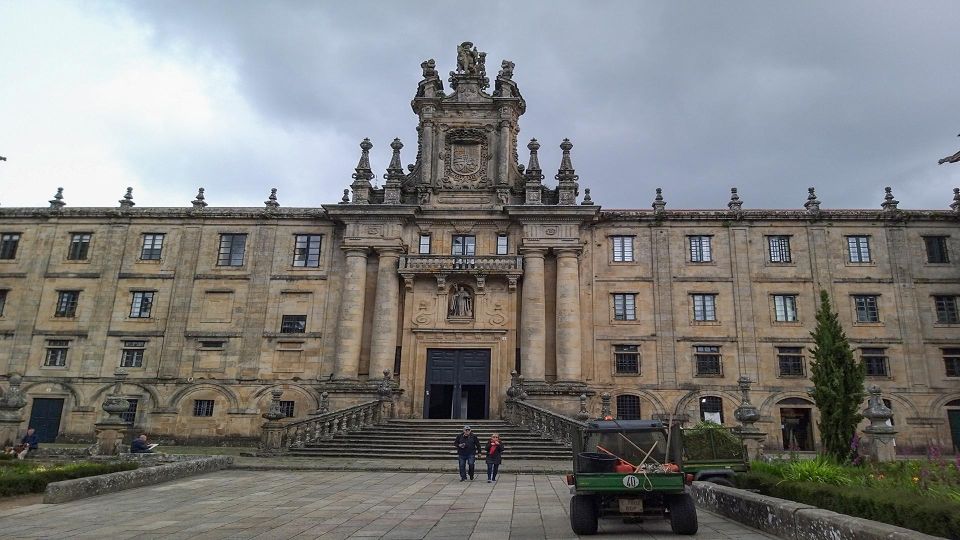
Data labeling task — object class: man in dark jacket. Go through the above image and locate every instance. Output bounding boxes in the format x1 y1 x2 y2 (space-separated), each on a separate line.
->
20 427 39 453
454 425 481 481
130 434 153 453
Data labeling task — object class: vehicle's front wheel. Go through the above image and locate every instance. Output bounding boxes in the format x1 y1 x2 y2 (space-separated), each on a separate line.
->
668 493 698 535
569 494 598 535
706 476 735 488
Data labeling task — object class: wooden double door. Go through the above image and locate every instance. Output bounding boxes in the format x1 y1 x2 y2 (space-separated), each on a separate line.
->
424 349 490 420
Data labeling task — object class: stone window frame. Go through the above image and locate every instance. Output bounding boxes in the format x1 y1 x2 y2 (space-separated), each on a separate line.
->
292 234 323 268
690 293 719 324
776 346 806 378
852 294 882 325
612 344 641 376
687 235 713 264
611 293 637 322
615 394 641 420
280 314 307 334
192 399 215 417
54 290 80 318
845 235 873 265
943 348 960 378
860 347 891 378
216 233 247 267
699 396 724 424
0 232 20 260
693 345 723 377
43 339 70 368
923 235 950 264
933 295 960 325
139 233 165 261
766 235 793 264
771 294 800 324
120 340 147 368
66 232 93 261
496 234 509 255
129 291 155 319
611 235 635 263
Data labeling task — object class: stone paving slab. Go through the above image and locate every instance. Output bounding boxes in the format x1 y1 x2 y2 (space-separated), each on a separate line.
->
0 470 781 539
232 456 572 474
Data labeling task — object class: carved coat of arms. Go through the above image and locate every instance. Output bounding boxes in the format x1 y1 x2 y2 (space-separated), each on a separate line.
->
452 143 481 175
442 128 489 189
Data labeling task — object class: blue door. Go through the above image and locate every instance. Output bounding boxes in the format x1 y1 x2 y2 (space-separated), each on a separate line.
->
28 398 64 443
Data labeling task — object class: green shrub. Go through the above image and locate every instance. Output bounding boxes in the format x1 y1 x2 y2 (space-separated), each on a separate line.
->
683 422 744 461
780 457 852 486
0 461 139 497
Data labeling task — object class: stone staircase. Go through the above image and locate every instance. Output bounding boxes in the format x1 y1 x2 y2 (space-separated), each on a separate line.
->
287 418 573 460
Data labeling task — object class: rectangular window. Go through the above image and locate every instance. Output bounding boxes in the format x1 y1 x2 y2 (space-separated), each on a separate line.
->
120 398 138 424
418 234 431 254
292 234 322 267
193 399 215 417
694 346 722 376
689 235 712 263
120 341 146 368
847 235 871 263
612 293 637 321
140 233 165 260
280 315 307 334
777 347 805 377
773 295 798 322
853 295 880 323
924 236 950 264
0 289 6 317
129 291 154 318
613 345 640 374
55 290 79 318
217 234 246 266
451 235 476 256
496 234 509 255
198 340 225 350
934 296 960 324
0 233 20 259
768 236 792 263
944 348 960 377
861 348 889 377
612 236 634 262
616 395 641 420
44 340 69 367
67 233 92 260
279 400 295 418
691 294 717 321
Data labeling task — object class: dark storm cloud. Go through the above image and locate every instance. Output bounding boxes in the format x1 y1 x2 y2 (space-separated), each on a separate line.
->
111 0 960 210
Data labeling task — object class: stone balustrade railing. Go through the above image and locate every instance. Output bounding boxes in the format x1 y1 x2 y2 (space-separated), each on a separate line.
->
503 399 585 446
282 400 382 449
399 255 523 274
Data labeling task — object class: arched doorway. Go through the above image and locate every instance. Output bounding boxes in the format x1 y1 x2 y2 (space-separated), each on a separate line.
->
947 399 960 452
778 397 816 451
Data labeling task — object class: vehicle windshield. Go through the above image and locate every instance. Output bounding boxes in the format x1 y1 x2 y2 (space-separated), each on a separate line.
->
583 430 669 466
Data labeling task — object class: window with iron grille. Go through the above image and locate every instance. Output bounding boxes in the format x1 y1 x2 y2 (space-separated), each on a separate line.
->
67 233 92 260
193 399 215 417
55 290 79 318
612 293 636 321
689 235 712 262
691 294 717 321
120 399 138 424
777 347 805 377
292 234 322 267
847 236 871 263
280 315 307 333
944 348 960 377
934 296 959 324
768 236 792 263
700 396 724 423
861 348 889 377
418 234 431 254
773 295 798 322
217 234 246 266
279 400 295 418
612 236 634 262
0 233 20 259
140 233 164 260
616 395 641 420
853 295 880 323
924 236 949 264
496 234 508 255
694 346 722 376
614 345 640 374
120 341 146 367
129 291 154 318
44 340 69 367
0 289 6 317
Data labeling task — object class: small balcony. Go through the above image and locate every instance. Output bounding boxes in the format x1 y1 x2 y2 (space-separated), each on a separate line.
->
398 255 523 275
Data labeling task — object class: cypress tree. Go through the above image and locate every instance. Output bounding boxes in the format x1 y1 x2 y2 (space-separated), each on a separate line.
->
808 290 866 461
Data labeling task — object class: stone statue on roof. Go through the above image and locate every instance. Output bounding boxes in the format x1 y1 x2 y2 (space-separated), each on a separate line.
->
456 41 483 76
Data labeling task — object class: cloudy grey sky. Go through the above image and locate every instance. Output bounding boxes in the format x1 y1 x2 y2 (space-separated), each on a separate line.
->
2 1 959 210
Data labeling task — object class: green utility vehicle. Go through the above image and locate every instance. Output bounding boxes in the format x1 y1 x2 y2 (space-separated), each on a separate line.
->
567 420 697 536
681 422 748 487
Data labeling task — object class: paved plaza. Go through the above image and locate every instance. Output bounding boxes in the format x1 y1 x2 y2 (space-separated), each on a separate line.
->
0 470 777 539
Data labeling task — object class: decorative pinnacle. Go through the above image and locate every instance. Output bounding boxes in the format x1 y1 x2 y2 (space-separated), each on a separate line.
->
525 139 543 181
652 187 666 214
384 138 405 182
804 187 821 213
352 138 374 183
581 188 593 205
119 187 135 208
951 188 960 212
728 187 743 212
191 187 208 208
49 187 65 209
264 188 279 208
555 138 578 184
881 186 898 211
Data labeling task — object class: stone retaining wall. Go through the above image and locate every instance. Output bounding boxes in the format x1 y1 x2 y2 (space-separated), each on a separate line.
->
690 481 944 540
43 455 233 504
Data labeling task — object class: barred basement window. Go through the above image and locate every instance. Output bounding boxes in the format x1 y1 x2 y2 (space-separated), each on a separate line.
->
613 345 640 374
853 295 880 323
694 346 722 376
847 235 871 263
699 396 724 424
689 235 712 262
193 400 215 417
120 341 146 367
616 395 641 420
861 348 889 377
67 233 92 260
934 296 960 324
924 236 949 263
612 293 636 321
943 348 960 377
44 340 70 367
279 400 295 418
140 233 165 260
120 399 138 424
768 236 792 263
292 235 322 267
217 234 246 266
0 233 20 259
773 295 798 322
280 315 307 334
129 291 154 318
55 290 79 318
612 236 634 262
777 347 805 377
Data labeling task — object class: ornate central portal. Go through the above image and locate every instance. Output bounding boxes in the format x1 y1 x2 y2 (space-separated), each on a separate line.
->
424 349 491 419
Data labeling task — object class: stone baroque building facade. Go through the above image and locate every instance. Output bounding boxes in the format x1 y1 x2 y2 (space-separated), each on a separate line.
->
2 43 960 452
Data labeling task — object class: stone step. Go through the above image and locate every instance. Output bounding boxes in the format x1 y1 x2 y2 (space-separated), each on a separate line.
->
307 442 568 452
287 449 572 459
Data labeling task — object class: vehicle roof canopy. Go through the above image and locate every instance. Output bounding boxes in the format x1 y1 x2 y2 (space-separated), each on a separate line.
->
584 420 665 432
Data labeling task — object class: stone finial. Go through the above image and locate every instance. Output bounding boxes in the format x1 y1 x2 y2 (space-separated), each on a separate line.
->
862 385 893 429
377 369 394 400
262 387 285 421
881 187 899 212
525 139 543 179
48 187 65 209
319 391 330 414
350 138 374 205
804 187 821 214
734 377 761 427
119 187 135 209
951 188 960 212
264 188 279 208
581 188 594 205
728 187 743 214
191 187 208 209
576 394 590 421
101 370 130 423
383 138 404 205
556 138 579 205
600 392 612 419
506 370 528 401
0 373 26 411
652 187 666 215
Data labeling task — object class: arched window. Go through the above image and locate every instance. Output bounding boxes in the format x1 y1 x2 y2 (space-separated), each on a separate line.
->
947 399 960 407
699 396 724 424
616 395 641 420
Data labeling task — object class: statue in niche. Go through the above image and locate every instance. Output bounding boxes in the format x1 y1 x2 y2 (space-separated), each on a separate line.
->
448 285 473 318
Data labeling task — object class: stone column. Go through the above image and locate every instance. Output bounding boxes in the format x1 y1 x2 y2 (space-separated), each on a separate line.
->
333 247 369 380
555 248 583 382
520 248 547 381
369 248 402 379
